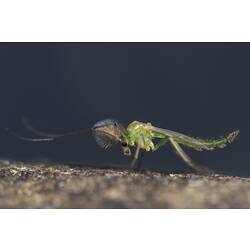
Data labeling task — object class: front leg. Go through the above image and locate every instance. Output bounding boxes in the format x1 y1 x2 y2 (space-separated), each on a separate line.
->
130 145 144 169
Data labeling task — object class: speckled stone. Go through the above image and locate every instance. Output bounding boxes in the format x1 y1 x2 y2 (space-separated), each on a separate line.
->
0 160 249 208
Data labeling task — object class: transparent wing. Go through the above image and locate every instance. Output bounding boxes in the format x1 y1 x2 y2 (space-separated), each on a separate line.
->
151 126 211 151
151 126 239 151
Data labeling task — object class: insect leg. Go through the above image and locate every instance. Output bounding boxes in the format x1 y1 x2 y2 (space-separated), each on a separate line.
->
5 128 54 142
130 145 141 168
169 137 214 175
22 117 91 138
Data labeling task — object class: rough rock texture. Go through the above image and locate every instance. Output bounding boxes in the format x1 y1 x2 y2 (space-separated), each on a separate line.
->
0 160 249 208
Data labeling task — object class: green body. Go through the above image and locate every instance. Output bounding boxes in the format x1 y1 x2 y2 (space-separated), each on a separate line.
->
125 121 239 153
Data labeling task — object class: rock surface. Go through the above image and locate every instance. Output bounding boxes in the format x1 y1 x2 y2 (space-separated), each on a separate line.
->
0 160 249 208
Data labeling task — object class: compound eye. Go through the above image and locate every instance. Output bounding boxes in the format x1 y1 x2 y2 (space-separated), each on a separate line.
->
121 141 128 147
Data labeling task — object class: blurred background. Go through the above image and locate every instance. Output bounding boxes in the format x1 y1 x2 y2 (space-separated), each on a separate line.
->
0 43 248 175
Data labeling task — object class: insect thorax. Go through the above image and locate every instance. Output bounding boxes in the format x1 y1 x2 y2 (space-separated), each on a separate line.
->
126 121 155 151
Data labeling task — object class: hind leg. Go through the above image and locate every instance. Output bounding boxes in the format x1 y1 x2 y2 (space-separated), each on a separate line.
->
169 137 214 175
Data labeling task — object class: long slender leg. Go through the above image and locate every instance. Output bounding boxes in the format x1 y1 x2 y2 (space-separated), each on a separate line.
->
169 137 214 175
130 145 142 169
136 149 144 169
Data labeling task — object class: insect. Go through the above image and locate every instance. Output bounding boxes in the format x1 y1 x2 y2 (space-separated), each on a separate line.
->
6 118 239 174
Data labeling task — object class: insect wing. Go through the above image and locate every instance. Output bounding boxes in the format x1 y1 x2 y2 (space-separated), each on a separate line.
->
151 126 211 151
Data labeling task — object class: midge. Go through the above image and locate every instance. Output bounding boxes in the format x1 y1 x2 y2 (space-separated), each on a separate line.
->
6 118 239 174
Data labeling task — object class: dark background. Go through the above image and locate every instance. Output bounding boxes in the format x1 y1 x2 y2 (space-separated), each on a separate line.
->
0 43 249 176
